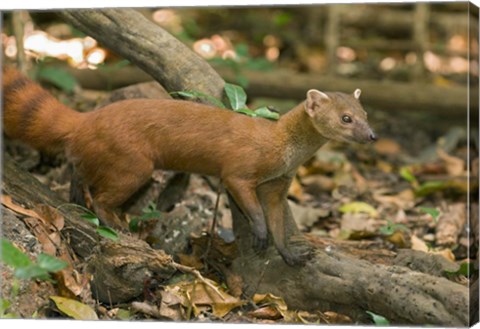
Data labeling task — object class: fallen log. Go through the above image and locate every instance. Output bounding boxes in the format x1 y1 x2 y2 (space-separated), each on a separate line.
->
218 68 476 117
2 154 176 303
9 8 465 325
59 64 475 118
228 193 469 325
338 3 476 37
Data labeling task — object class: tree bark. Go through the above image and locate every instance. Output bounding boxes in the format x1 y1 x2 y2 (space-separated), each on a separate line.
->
2 154 176 303
60 9 225 100
19 8 469 325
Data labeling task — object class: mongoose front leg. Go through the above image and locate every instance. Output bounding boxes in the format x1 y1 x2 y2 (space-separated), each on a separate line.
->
223 178 268 251
257 175 313 266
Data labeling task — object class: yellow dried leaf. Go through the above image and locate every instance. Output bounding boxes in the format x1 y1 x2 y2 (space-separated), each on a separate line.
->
338 201 379 218
411 235 429 252
50 296 98 320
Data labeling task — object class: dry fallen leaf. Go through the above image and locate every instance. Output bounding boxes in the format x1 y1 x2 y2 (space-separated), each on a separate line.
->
411 234 429 253
2 194 38 218
252 293 295 322
34 204 65 231
288 176 305 201
249 306 283 320
301 174 336 193
164 279 245 318
157 289 185 320
289 200 329 230
376 160 393 173
411 235 456 261
340 213 379 240
373 189 415 210
323 311 353 324
385 230 409 248
437 148 465 176
374 138 402 155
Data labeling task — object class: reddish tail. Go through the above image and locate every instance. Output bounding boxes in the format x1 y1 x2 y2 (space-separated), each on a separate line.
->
2 66 83 154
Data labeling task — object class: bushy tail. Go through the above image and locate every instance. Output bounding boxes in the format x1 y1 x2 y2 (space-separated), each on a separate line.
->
2 66 83 154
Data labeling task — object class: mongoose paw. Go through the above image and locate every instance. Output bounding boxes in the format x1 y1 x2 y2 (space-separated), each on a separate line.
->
279 244 314 267
252 225 269 251
253 235 269 252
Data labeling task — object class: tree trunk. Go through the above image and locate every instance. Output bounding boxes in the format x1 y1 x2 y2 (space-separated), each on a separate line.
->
8 8 464 325
60 9 225 101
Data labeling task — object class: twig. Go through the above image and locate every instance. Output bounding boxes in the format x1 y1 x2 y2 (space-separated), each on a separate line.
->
171 261 225 301
185 280 196 320
202 181 222 261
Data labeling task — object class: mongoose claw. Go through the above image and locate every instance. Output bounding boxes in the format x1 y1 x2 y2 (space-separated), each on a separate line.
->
253 235 269 252
279 244 314 267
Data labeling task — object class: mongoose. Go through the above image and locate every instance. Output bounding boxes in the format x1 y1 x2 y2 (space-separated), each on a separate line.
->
3 66 376 266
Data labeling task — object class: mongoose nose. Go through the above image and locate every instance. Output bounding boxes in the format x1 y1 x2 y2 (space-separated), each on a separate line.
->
369 133 377 141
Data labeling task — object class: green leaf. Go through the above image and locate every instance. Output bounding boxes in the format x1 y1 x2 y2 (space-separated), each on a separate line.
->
254 106 280 121
50 296 98 320
245 58 273 71
170 91 225 108
234 43 249 58
445 262 474 277
418 207 440 222
130 202 162 232
14 265 50 280
379 219 409 236
457 262 472 277
142 201 158 213
96 226 119 241
0 239 33 269
338 202 379 217
80 213 100 226
236 75 249 88
414 181 448 197
37 253 68 273
0 297 17 318
0 298 11 315
273 12 292 27
224 83 247 110
366 311 390 325
399 166 418 185
234 108 257 117
115 309 133 320
37 67 77 93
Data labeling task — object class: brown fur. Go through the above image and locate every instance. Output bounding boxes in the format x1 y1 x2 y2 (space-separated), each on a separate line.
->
2 66 375 266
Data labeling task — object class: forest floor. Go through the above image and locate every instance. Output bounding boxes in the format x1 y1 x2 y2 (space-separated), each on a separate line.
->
1 84 477 324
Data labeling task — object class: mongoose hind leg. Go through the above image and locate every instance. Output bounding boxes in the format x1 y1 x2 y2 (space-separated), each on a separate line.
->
88 159 154 230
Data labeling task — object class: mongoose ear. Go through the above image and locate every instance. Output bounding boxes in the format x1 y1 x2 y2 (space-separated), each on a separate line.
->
353 88 361 99
305 89 330 117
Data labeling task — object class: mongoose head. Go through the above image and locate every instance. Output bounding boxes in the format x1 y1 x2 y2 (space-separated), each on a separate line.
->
304 88 377 144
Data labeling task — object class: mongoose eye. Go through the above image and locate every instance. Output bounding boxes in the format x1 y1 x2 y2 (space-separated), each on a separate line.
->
342 115 352 123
